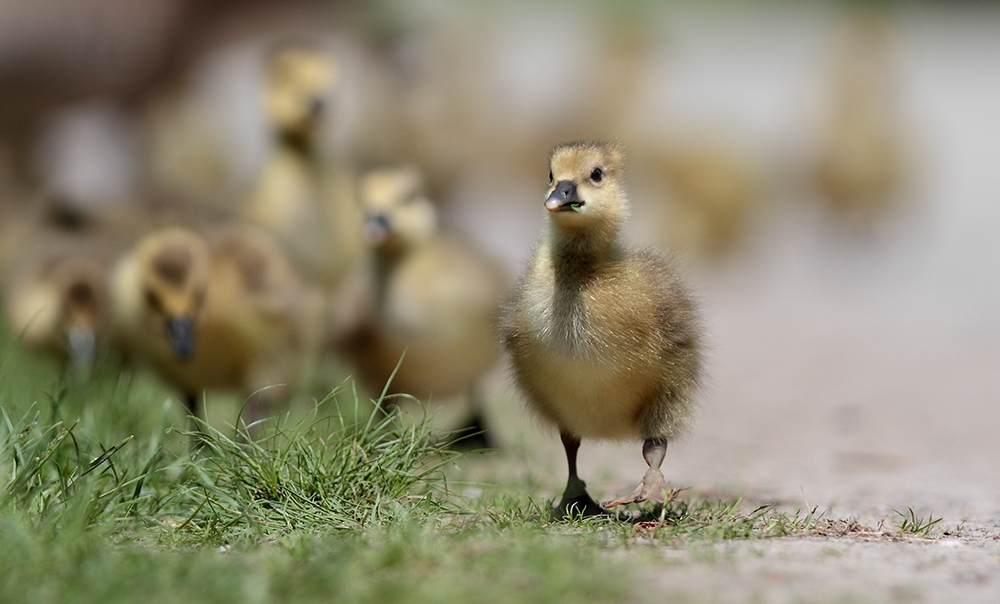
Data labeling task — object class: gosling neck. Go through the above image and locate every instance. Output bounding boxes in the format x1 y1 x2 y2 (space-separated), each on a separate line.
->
546 216 624 274
542 218 623 350
370 242 412 309
277 129 319 163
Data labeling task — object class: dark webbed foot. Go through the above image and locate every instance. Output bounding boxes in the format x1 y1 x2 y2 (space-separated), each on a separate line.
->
446 412 495 451
553 475 609 519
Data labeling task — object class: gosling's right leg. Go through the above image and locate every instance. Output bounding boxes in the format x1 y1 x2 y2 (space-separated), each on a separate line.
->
446 386 494 451
553 431 608 519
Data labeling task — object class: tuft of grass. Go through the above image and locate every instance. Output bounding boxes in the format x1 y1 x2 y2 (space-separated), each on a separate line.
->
0 400 174 534
894 507 942 537
0 328 640 603
167 385 455 545
0 379 456 545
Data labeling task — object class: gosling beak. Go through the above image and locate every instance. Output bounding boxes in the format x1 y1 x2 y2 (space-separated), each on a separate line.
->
545 180 584 212
166 317 195 361
364 214 391 245
67 323 96 374
309 97 325 119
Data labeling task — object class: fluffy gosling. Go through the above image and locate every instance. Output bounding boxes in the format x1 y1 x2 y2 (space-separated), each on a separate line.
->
111 226 315 425
335 166 508 445
815 12 907 225
244 43 363 287
501 141 703 517
6 254 106 374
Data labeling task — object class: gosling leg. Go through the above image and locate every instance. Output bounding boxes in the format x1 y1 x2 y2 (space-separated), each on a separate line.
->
446 386 494 451
602 438 668 508
185 393 200 433
553 431 607 518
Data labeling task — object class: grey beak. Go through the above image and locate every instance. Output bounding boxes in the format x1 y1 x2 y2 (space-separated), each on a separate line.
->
166 317 195 361
364 214 391 244
545 180 584 212
67 324 96 375
310 97 325 119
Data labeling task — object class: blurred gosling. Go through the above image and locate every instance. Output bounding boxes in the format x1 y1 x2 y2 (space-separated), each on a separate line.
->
244 43 363 287
1 198 141 375
6 254 107 375
335 166 508 446
652 138 763 257
111 225 318 426
501 141 703 517
815 12 908 226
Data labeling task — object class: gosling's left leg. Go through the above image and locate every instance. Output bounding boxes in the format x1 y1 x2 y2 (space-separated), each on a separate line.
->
602 438 668 508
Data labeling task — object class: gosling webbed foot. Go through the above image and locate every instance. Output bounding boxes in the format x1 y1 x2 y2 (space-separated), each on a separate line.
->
553 491 608 519
552 475 609 519
445 412 495 451
602 467 668 509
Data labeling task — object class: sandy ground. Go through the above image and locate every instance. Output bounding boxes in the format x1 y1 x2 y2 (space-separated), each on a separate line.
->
458 5 1000 602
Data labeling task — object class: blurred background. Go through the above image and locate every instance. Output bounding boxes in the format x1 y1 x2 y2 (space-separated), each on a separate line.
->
0 0 998 517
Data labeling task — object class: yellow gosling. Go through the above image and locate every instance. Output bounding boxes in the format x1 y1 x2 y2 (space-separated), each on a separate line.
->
244 44 363 287
6 254 106 374
111 225 317 425
501 141 703 517
335 166 508 445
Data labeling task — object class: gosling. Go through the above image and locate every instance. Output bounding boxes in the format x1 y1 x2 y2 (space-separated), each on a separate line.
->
335 166 508 446
815 13 906 224
2 203 132 375
245 43 363 287
501 141 703 517
5 254 106 374
111 226 315 425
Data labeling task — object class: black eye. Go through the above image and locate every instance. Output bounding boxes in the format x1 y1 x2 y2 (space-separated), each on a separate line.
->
548 170 553 185
590 167 603 183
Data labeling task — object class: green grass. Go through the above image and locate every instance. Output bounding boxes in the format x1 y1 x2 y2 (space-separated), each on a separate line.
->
894 507 943 537
0 328 933 603
0 332 645 603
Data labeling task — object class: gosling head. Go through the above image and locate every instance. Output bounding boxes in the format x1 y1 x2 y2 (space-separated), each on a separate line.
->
358 166 438 253
545 141 629 243
14 257 106 370
264 43 338 141
134 229 210 362
55 260 106 369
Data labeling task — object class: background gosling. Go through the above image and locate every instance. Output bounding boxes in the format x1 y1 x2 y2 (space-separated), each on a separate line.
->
815 12 908 226
334 165 508 446
501 141 703 517
5 253 107 375
112 226 316 426
244 43 363 288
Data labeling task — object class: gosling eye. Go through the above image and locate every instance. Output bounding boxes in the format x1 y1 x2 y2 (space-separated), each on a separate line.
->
548 170 553 186
590 167 603 183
